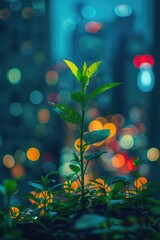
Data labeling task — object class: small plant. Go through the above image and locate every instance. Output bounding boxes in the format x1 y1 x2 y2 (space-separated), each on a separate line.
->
50 59 121 210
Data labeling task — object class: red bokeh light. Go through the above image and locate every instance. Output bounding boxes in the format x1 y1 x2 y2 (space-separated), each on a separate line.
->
85 21 102 33
127 157 137 171
133 54 154 68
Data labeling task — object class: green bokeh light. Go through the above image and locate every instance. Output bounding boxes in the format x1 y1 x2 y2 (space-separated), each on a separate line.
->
7 68 21 84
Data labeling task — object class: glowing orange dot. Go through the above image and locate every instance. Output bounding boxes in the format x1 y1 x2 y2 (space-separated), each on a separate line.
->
88 120 103 132
74 138 90 151
103 123 117 139
39 191 53 204
63 180 78 193
38 108 50 124
27 147 40 161
9 207 20 219
112 154 126 168
90 178 110 196
134 177 148 189
125 190 137 198
29 191 40 204
11 164 26 178
3 154 15 168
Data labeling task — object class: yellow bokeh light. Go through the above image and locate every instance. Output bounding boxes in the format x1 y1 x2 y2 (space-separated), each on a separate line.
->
103 123 117 139
134 177 148 190
74 138 90 151
63 180 78 193
3 154 15 168
90 178 111 196
38 108 50 124
111 154 126 168
88 120 103 132
27 147 40 161
120 134 134 149
147 147 159 161
39 191 53 204
9 207 20 219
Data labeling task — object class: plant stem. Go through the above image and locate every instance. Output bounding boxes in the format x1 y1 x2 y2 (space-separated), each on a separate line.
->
80 104 85 210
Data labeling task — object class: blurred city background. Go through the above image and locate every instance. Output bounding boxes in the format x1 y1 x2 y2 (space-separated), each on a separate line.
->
0 0 160 197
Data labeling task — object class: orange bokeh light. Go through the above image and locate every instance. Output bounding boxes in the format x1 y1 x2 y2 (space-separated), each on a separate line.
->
11 164 26 178
63 180 78 193
88 120 103 132
27 147 40 161
3 154 15 168
90 178 110 196
134 177 148 190
111 154 126 168
9 207 20 219
74 138 90 151
38 108 50 124
103 123 117 139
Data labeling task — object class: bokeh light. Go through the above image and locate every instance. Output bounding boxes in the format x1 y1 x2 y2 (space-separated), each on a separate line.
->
14 150 26 163
37 108 50 124
103 123 116 139
63 19 75 31
0 8 11 20
27 147 40 161
30 90 43 105
82 6 96 19
137 64 155 92
11 164 26 178
9 102 22 117
115 4 132 17
120 134 134 149
133 54 155 68
74 138 90 151
89 120 103 132
147 147 159 161
127 158 137 171
22 7 34 19
45 70 59 85
111 153 126 168
3 154 15 168
7 68 21 84
85 21 102 33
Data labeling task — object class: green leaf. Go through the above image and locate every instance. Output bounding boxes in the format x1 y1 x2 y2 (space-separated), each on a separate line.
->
74 213 106 230
112 181 124 192
88 82 122 101
81 62 87 76
27 182 44 191
71 91 86 104
52 103 81 124
108 176 132 185
23 193 41 203
85 150 107 162
86 61 102 79
63 59 81 81
69 164 81 174
83 130 110 145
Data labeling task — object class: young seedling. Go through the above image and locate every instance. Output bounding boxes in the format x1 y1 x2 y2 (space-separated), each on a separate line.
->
50 60 121 210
